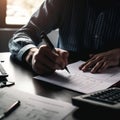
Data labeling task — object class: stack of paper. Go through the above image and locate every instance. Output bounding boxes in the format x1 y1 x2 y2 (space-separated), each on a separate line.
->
0 88 76 120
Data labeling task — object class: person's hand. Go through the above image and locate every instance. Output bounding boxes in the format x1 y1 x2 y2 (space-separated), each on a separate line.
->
25 45 69 75
79 48 120 73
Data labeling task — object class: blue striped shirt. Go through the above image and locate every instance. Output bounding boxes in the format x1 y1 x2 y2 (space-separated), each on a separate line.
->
9 0 120 62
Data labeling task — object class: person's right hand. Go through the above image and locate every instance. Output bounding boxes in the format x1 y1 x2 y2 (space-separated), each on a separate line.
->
25 45 69 75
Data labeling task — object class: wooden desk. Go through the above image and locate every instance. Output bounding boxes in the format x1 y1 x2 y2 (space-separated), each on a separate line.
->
0 52 119 120
0 52 80 120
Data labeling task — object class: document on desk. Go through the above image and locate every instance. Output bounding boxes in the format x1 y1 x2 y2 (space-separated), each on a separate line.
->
34 60 120 93
0 88 76 120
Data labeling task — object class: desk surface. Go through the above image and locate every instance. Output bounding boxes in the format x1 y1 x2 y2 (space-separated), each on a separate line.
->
0 52 79 100
0 52 80 120
0 52 119 120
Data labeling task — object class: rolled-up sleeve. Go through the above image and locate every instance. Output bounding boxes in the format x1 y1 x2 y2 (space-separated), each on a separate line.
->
8 0 64 61
9 32 37 61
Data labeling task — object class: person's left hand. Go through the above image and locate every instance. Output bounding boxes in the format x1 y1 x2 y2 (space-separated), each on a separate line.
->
79 48 120 73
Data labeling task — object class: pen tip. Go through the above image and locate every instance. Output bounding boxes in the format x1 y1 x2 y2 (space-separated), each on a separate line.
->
65 67 70 74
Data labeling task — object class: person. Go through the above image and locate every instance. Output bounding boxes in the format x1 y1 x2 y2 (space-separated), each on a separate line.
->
8 0 120 75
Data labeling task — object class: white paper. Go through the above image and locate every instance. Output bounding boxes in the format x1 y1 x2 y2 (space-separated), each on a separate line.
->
0 88 76 120
34 61 120 93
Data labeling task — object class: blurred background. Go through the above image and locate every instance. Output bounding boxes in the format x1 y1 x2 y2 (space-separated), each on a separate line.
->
0 0 44 27
0 0 58 52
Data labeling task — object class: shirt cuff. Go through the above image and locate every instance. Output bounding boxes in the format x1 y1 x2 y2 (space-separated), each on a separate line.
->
17 44 36 61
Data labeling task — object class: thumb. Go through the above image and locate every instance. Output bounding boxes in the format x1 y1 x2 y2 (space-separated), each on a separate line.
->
56 48 69 65
61 51 69 65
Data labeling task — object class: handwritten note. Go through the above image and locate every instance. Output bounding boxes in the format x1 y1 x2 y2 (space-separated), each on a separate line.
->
34 61 120 93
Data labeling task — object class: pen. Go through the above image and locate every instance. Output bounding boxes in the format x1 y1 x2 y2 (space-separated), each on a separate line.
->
30 21 70 73
0 100 21 120
40 32 70 74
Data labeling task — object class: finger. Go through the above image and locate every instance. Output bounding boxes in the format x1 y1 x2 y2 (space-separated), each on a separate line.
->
45 55 63 69
33 47 58 72
79 55 104 71
97 62 109 73
36 51 61 70
39 46 62 68
33 61 55 75
39 52 63 70
42 55 61 69
48 49 68 69
80 58 99 72
56 49 69 65
79 62 86 70
81 63 94 72
90 61 104 73
40 46 66 69
61 51 69 65
79 57 97 70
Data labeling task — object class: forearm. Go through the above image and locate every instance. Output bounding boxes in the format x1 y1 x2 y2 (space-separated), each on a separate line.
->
8 32 37 62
